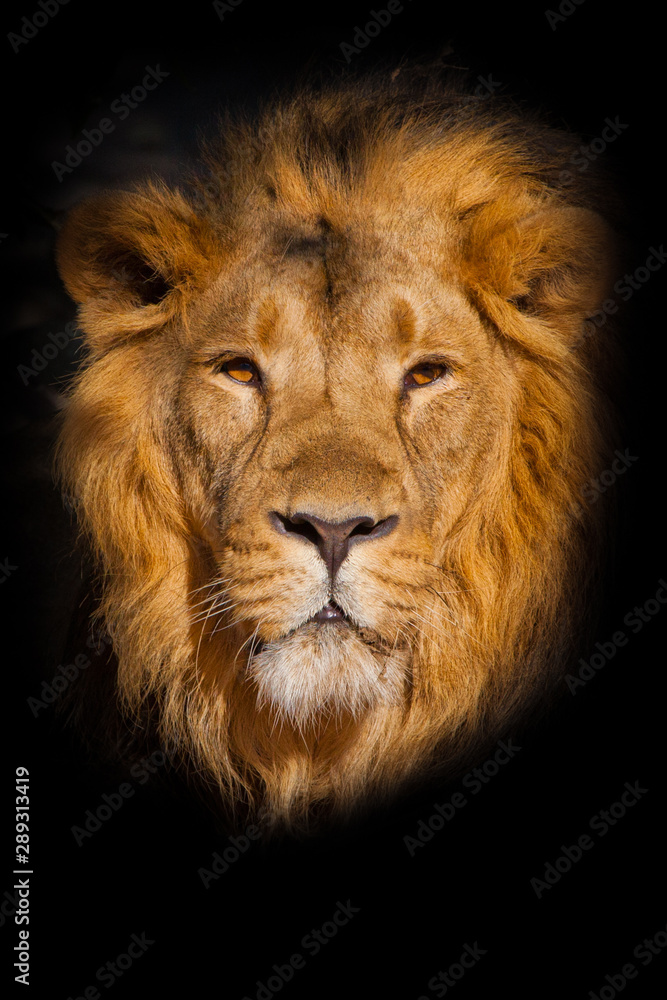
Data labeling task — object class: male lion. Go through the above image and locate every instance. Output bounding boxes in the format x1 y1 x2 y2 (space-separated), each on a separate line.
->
55 71 620 832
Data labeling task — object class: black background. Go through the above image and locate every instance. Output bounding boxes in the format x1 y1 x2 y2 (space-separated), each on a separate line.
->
2 1 666 997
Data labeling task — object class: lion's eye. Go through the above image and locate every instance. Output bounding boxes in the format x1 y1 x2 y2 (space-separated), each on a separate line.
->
219 358 261 386
404 363 447 388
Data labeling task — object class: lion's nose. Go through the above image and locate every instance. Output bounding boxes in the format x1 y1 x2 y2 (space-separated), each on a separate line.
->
269 511 398 581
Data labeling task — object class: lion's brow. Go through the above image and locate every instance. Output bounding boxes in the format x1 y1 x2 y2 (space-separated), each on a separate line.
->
272 216 332 262
280 233 327 258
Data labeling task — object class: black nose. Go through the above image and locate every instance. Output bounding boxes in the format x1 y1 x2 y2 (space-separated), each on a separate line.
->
269 511 398 581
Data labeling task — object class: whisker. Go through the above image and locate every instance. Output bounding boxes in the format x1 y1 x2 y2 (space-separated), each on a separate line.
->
429 585 484 595
426 587 489 650
189 598 238 626
206 576 272 635
187 575 236 600
194 585 228 672
188 587 235 613
403 621 432 646
408 610 451 643
233 622 262 669
402 585 483 650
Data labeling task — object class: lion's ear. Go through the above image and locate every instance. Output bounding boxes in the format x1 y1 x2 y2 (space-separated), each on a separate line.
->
56 184 220 350
464 198 618 350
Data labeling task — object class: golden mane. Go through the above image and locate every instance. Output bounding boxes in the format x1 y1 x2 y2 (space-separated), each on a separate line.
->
55 71 620 832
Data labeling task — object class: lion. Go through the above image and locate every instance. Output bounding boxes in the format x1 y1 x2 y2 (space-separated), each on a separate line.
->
54 70 621 833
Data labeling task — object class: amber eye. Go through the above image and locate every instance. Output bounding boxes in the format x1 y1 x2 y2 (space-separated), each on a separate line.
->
404 362 447 389
219 358 261 386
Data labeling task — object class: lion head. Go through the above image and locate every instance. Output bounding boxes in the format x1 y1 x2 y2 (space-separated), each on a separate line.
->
55 74 620 831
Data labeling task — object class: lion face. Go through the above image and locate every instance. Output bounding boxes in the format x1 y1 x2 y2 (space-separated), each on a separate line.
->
173 219 513 727
55 77 619 829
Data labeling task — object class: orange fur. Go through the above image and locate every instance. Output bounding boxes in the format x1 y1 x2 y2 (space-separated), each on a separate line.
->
55 72 620 833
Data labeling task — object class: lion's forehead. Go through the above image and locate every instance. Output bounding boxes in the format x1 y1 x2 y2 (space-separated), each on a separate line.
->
190 222 486 367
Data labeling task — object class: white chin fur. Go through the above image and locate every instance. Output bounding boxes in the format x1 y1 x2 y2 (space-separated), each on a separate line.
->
246 623 407 727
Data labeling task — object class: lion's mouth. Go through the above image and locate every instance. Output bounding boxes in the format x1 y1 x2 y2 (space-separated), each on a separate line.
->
304 603 399 657
246 600 398 661
309 601 348 624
